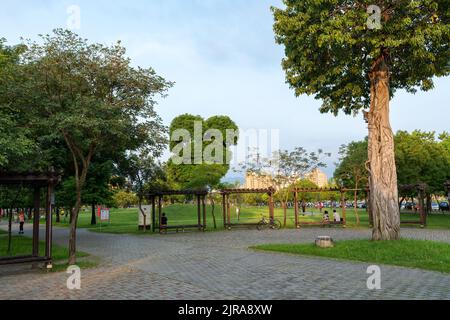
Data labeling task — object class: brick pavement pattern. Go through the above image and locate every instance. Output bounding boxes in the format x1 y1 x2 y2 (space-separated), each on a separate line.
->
1 225 450 300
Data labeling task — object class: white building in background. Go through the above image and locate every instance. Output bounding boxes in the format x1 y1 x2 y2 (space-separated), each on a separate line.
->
243 169 329 189
305 169 329 188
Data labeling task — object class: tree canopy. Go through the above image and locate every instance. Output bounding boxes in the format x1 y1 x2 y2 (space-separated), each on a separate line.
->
167 113 239 189
335 131 450 194
272 0 450 115
0 29 172 263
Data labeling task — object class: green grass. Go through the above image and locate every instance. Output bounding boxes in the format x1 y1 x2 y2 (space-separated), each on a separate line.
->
41 205 450 235
0 233 97 272
252 239 450 274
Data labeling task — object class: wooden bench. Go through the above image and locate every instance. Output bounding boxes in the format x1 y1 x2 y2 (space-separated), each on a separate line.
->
225 222 260 230
298 220 346 228
159 224 205 234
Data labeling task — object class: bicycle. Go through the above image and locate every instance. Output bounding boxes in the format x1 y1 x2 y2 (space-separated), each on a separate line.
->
257 215 282 231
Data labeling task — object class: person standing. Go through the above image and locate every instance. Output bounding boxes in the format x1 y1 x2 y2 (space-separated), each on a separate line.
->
333 210 341 223
18 211 25 235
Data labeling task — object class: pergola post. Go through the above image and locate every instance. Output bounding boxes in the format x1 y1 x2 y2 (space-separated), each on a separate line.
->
158 195 162 229
202 195 206 231
222 193 226 229
45 182 54 261
151 196 156 232
269 191 274 220
340 189 347 227
226 194 231 226
32 186 41 257
418 184 426 228
294 190 299 228
197 194 201 231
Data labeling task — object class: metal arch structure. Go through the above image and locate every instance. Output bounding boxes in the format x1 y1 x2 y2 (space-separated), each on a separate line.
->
0 171 61 266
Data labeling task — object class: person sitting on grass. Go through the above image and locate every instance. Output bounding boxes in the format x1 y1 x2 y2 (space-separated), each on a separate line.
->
323 210 330 224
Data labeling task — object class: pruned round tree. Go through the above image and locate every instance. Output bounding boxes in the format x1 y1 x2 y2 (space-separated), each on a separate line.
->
272 0 450 240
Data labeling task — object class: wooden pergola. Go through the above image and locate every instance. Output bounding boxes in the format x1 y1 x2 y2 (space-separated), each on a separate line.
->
292 187 358 228
0 171 60 266
147 189 209 233
398 183 428 228
220 188 275 229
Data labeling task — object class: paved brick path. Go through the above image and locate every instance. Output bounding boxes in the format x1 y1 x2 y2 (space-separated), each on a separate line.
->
1 224 450 300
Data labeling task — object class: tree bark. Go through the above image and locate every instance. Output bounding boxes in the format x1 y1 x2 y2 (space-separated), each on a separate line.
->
365 53 400 241
68 189 82 265
426 194 432 215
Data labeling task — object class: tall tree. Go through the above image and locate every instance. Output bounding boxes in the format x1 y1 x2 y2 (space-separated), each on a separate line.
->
4 29 171 263
273 1 450 240
395 130 450 197
0 40 34 168
167 114 239 189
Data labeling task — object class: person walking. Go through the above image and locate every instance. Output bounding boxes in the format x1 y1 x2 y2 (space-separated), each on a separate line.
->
18 211 25 235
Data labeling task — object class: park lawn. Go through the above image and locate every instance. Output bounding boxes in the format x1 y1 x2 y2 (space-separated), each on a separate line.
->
53 207 143 234
252 239 450 274
42 205 450 235
0 233 96 272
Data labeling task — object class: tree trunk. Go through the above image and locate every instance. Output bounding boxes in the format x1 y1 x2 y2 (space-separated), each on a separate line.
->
7 208 12 254
365 53 400 241
426 194 432 215
68 191 81 265
91 202 97 225
354 178 360 226
210 197 217 229
68 165 90 265
283 201 287 227
56 207 60 223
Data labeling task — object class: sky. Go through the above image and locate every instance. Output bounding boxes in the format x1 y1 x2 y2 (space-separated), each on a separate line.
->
1 0 449 181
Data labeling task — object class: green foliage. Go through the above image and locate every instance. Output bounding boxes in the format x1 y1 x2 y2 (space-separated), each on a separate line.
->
272 0 450 115
167 114 239 189
0 40 35 168
116 152 166 198
334 139 368 189
2 28 170 175
112 190 139 208
395 130 450 194
335 131 450 194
